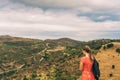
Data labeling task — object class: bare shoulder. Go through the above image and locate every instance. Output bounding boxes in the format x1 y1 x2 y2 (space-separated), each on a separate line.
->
81 56 86 59
80 56 86 62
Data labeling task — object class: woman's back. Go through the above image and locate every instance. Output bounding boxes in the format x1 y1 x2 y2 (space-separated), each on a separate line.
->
81 57 95 80
81 57 93 71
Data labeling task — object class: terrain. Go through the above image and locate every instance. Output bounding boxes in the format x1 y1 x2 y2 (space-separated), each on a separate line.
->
0 35 119 80
96 42 120 80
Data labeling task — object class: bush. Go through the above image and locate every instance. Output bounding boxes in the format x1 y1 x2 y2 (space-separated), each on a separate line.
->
103 45 106 50
116 48 120 53
65 46 82 56
106 43 114 49
0 70 16 78
112 65 115 69
23 76 29 80
109 73 113 77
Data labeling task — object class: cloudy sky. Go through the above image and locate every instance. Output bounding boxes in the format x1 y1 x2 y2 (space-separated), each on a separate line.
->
0 0 120 41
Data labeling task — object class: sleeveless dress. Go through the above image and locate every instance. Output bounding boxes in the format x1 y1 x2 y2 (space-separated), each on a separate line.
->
80 57 95 80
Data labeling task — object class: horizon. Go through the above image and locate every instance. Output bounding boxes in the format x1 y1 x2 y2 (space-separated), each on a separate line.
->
0 0 120 41
0 35 119 42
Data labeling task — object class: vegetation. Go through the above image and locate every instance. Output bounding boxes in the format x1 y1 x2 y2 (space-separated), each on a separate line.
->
65 46 82 56
86 39 111 50
0 35 119 79
106 43 114 49
116 48 120 53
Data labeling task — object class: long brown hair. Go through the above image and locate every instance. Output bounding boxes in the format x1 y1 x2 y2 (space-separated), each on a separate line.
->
83 45 93 62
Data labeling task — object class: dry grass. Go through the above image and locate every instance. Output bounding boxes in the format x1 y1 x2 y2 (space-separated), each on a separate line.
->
96 42 120 80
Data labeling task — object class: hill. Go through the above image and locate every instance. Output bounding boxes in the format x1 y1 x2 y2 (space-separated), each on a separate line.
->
96 42 120 80
0 35 120 80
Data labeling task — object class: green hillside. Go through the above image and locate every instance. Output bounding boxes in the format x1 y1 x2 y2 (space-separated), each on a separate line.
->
0 35 119 80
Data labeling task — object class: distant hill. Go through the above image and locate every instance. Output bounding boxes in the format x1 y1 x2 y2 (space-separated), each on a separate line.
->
0 35 120 80
44 38 85 50
0 35 42 42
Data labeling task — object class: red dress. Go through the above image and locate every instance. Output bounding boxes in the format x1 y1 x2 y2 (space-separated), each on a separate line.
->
81 57 95 80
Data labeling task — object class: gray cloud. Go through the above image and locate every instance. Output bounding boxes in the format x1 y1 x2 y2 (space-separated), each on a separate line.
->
9 0 120 22
0 0 120 41
10 0 120 12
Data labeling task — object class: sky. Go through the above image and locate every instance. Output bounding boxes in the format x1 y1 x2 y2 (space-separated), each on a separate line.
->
0 0 120 41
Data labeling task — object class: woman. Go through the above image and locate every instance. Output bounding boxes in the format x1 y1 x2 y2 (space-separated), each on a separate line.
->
80 45 95 80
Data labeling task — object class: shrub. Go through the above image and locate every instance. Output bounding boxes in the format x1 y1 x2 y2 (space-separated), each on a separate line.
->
106 43 114 49
65 46 82 56
32 73 37 79
109 73 113 77
103 45 106 50
112 65 115 69
23 76 29 80
116 48 120 53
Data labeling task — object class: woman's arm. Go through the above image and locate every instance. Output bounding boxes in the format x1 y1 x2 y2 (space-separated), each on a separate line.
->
80 61 83 71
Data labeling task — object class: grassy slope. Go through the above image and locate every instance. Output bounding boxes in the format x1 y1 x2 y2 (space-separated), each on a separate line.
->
96 42 120 80
0 35 120 79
